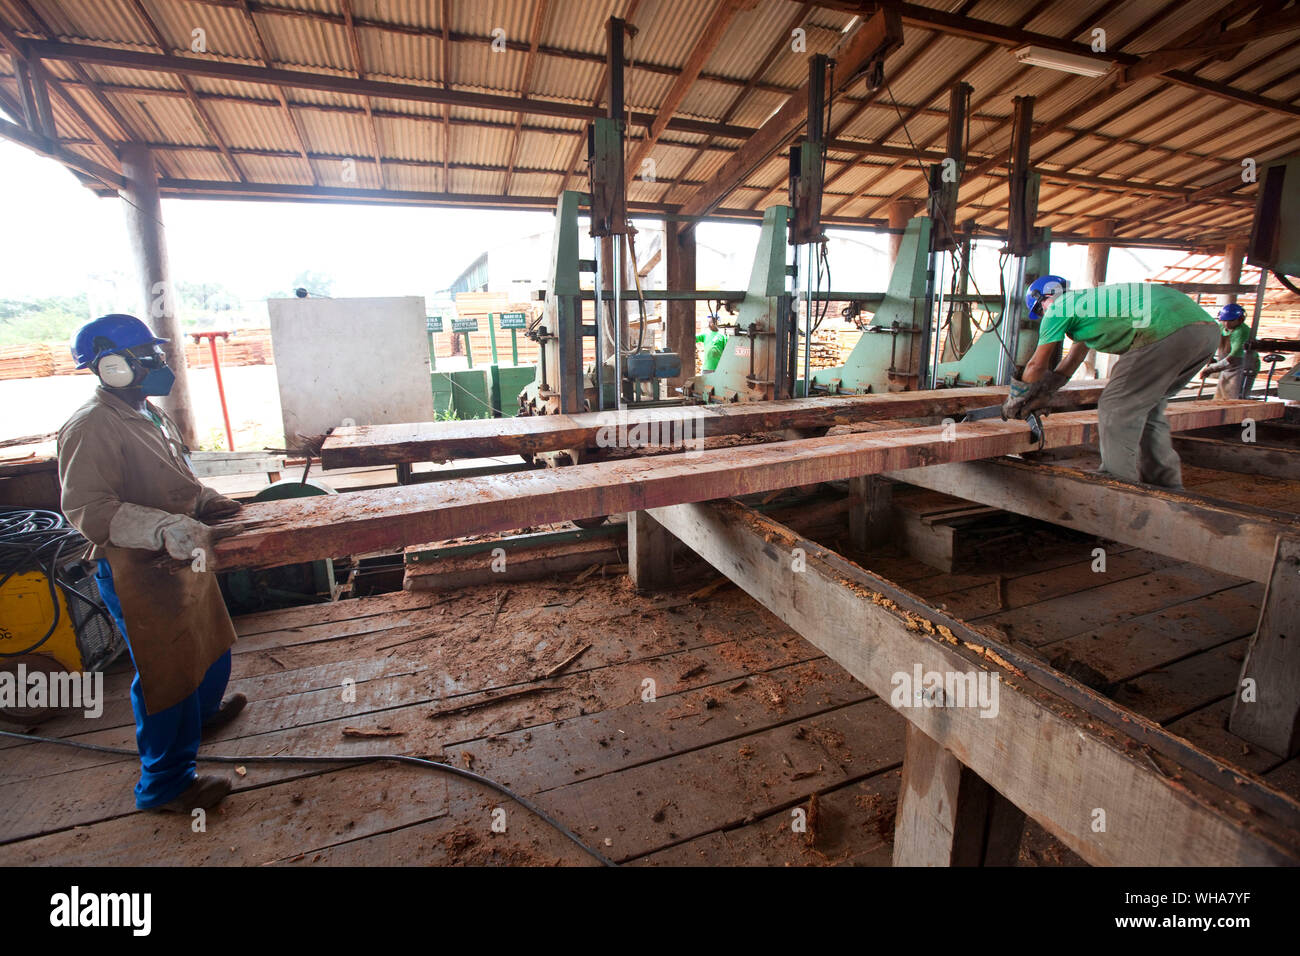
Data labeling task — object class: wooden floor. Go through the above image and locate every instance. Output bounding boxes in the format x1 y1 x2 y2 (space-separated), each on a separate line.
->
2 461 1298 867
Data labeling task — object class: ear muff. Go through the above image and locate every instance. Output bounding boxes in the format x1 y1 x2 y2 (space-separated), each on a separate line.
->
96 353 137 388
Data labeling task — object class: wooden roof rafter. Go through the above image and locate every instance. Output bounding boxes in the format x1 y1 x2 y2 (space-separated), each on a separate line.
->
337 0 385 189
838 0 1164 223
233 0 319 186
502 0 551 197
121 0 244 182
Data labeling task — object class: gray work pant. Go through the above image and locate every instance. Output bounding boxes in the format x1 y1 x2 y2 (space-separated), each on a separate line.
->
1097 322 1221 489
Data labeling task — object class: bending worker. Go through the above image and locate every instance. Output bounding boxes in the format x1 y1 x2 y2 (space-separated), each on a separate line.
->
1004 280 1220 489
1200 303 1259 400
696 314 728 373
57 314 247 814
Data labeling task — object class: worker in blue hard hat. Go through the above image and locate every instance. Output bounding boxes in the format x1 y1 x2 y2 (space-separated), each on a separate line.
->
57 314 247 814
1003 281 1220 489
1200 302 1259 400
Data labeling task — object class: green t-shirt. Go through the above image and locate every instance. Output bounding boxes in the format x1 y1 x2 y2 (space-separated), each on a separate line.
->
1224 322 1251 358
696 329 728 371
1037 283 1214 354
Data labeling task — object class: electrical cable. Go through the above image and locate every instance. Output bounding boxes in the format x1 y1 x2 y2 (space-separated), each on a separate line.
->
0 509 110 659
1274 270 1300 297
0 728 617 866
883 79 1016 372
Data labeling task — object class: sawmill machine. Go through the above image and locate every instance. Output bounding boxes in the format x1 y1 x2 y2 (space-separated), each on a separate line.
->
687 89 1052 403
1245 152 1300 401
519 17 683 421
520 28 1054 419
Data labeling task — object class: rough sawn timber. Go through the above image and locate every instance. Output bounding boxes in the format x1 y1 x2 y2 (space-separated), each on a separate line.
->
320 383 1106 467
210 400 1275 572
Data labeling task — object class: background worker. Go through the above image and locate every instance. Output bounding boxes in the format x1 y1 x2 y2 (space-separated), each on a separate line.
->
696 314 728 372
1004 281 1221 490
1200 302 1260 399
58 314 247 814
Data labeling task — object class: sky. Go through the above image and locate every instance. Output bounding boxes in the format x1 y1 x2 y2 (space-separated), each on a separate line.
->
0 136 1180 318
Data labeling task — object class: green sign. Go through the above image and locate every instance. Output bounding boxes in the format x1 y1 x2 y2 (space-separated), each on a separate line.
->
500 311 527 330
451 317 479 333
426 315 443 333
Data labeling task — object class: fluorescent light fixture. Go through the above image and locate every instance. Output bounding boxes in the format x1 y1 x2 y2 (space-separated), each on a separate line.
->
842 15 859 33
1012 44 1113 78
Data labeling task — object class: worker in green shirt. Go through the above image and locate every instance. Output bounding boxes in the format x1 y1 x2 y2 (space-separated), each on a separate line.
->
1003 280 1220 489
1200 303 1259 400
696 315 728 372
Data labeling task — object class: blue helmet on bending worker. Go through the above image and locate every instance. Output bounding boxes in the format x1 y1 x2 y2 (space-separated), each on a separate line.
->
1025 275 1069 319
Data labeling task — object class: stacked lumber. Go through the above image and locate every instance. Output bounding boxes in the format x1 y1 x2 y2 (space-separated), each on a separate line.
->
0 344 55 380
6 330 277 381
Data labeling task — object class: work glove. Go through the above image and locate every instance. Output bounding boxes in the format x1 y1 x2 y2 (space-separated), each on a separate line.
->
1022 370 1069 415
109 502 217 562
1002 379 1037 420
196 488 242 520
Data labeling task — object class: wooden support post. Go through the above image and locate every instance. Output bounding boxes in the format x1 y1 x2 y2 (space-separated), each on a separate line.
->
848 474 893 553
1083 220 1113 379
887 200 918 268
1219 241 1244 309
1230 535 1300 757
893 723 1026 866
665 220 696 388
120 143 198 446
627 510 675 590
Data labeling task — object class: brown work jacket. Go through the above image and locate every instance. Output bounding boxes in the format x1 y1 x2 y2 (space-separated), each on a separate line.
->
57 387 236 715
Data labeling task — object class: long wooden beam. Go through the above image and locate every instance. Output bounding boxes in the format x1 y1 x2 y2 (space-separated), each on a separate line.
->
624 0 746 187
676 7 903 223
646 497 1300 865
0 115 124 187
320 384 1106 468
885 456 1299 584
209 400 1274 572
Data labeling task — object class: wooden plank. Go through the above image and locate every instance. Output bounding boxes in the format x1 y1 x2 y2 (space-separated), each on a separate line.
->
1230 536 1300 757
216 400 1266 573
893 723 1025 866
647 498 1300 865
887 454 1298 584
320 383 1107 466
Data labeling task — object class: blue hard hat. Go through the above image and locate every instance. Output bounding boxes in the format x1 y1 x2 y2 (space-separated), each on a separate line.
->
1025 275 1069 319
1216 303 1246 323
70 314 168 369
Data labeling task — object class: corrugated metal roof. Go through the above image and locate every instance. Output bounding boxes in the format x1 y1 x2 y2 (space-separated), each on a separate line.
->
0 0 1292 244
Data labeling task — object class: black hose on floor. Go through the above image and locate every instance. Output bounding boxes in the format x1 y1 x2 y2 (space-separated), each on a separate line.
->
0 729 616 867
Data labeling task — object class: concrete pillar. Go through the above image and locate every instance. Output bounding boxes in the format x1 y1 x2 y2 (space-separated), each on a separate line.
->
1083 220 1113 379
120 143 198 446
665 220 697 387
1219 242 1244 308
887 200 920 269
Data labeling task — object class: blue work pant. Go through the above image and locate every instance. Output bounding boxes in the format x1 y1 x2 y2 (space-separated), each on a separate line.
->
95 559 231 809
